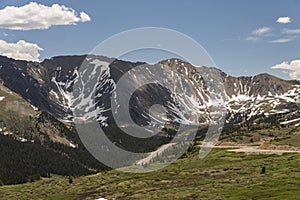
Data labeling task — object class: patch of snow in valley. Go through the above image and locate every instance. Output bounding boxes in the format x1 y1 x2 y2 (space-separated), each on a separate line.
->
31 105 39 111
49 89 59 100
19 137 27 142
69 142 77 148
3 131 13 136
270 109 290 114
280 118 300 125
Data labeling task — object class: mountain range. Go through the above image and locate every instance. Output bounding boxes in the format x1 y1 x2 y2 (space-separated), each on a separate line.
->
0 54 300 184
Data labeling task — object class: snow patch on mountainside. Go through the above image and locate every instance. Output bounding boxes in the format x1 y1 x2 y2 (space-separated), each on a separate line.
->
51 76 73 108
70 58 115 126
43 56 300 128
226 85 300 120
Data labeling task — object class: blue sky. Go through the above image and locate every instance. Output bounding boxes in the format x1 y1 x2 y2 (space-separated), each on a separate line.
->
0 0 300 79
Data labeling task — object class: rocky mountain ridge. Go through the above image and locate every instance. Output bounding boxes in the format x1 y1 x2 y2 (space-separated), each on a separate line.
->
1 55 300 129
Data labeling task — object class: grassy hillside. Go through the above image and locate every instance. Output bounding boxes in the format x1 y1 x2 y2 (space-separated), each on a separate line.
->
0 85 106 185
0 84 70 144
221 123 300 148
0 146 299 200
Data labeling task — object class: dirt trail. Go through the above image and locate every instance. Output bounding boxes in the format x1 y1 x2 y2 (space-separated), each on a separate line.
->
199 144 300 155
226 146 300 154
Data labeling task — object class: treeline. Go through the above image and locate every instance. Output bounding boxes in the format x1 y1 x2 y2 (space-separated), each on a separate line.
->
0 135 105 185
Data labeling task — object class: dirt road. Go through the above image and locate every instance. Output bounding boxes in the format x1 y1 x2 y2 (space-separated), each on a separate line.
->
200 145 300 155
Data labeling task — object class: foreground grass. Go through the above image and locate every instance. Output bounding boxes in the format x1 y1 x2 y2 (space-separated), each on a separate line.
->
0 148 299 200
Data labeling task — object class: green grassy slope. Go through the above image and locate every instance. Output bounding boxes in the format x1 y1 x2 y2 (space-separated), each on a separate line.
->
0 147 299 200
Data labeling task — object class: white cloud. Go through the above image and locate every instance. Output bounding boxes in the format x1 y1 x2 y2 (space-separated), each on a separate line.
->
0 2 91 30
80 12 91 22
271 60 300 79
246 36 258 41
2 32 9 37
277 16 291 24
0 40 43 61
252 27 271 36
270 37 296 43
282 28 300 34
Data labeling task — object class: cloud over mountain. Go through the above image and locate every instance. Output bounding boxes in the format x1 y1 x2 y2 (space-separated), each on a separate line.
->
271 60 300 79
0 2 91 30
0 40 43 61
